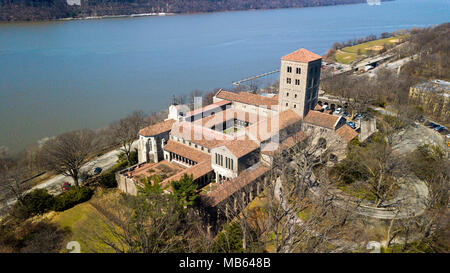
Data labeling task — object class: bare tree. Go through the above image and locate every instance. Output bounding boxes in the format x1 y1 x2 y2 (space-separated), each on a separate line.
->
172 94 187 106
89 181 212 253
353 141 407 207
41 129 96 187
260 134 358 253
0 150 34 208
211 133 359 253
110 110 147 166
203 88 221 106
382 144 450 252
384 172 449 252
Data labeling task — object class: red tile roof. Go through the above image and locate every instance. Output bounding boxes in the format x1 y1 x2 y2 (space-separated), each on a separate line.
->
162 159 212 188
335 124 358 143
185 100 231 118
170 121 233 149
303 111 341 129
139 119 175 137
201 162 270 207
223 139 260 158
281 48 322 63
163 140 210 163
215 90 278 107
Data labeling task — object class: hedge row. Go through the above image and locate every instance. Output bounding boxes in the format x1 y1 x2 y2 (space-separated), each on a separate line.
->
53 186 93 212
16 186 93 218
15 156 131 218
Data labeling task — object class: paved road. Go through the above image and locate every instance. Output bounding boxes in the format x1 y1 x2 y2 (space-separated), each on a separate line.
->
2 141 137 208
274 177 360 252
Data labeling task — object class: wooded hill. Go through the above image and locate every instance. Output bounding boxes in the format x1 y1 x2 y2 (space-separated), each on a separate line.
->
0 0 390 21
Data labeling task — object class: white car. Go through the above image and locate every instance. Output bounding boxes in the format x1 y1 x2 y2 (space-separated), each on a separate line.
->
335 107 342 115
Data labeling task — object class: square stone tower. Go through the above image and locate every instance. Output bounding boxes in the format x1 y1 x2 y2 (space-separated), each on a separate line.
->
278 48 322 118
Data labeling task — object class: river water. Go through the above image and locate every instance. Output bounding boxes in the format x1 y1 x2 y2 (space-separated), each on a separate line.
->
0 0 448 153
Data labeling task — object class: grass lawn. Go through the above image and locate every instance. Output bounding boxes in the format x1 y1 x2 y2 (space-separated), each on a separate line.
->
335 36 406 64
335 51 358 64
223 126 240 135
51 190 123 253
337 183 377 202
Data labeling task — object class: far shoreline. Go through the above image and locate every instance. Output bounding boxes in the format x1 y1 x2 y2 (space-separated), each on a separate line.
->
58 12 175 21
0 1 393 24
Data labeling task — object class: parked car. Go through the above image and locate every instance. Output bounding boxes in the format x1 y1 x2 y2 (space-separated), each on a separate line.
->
93 167 103 175
346 121 356 129
80 172 89 182
62 182 71 192
335 107 342 115
434 125 445 131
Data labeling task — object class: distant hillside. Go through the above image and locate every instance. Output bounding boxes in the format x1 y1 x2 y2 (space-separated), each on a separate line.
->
0 0 391 22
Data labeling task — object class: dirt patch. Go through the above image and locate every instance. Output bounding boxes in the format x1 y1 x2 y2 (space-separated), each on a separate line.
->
389 38 400 43
366 45 384 51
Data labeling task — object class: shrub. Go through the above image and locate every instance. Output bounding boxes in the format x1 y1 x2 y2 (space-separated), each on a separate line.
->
0 219 69 253
97 160 128 188
213 222 244 253
98 171 117 188
16 189 55 218
129 149 138 165
53 186 93 212
118 148 138 166
348 137 362 148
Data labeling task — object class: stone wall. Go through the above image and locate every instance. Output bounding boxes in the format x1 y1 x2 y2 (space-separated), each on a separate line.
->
116 172 138 196
359 117 377 142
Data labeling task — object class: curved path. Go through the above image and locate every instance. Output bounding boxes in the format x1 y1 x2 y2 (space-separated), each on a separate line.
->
287 159 429 220
1 141 138 209
273 177 360 252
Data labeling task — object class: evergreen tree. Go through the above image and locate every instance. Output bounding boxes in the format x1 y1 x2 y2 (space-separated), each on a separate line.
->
171 174 198 207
